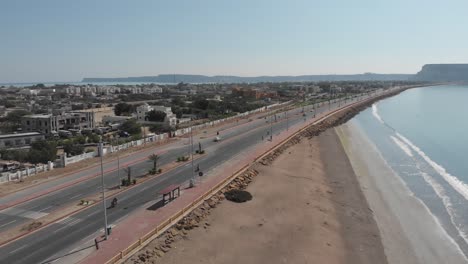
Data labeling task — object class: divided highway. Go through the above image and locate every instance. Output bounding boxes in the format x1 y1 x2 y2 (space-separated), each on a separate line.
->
0 94 370 264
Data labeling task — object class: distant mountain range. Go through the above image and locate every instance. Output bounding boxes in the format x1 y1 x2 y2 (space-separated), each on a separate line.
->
82 64 468 84
82 73 413 84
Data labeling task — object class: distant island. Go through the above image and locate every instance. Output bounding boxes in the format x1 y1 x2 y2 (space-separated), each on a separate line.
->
82 73 413 84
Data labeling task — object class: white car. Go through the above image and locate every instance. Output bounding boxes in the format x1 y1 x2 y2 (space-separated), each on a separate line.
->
214 136 221 142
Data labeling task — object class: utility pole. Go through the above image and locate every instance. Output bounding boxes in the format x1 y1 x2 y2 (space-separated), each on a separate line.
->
99 138 108 240
117 152 120 181
270 114 273 141
189 120 195 188
313 102 316 118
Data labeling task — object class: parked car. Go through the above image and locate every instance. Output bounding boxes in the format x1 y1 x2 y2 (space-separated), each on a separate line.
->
68 129 81 136
119 131 130 137
0 161 19 172
58 130 73 138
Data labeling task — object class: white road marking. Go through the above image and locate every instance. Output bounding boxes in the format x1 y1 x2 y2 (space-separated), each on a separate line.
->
0 219 17 228
10 244 28 254
68 193 82 200
49 258 61 263
67 218 81 226
53 224 69 234
86 211 98 218
39 205 53 212
57 217 72 225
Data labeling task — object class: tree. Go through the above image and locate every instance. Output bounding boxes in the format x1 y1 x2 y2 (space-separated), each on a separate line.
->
146 110 166 122
149 124 164 133
28 140 57 164
5 110 31 123
63 141 85 156
120 119 141 135
193 99 209 110
148 154 160 171
87 133 100 143
114 102 133 116
172 97 186 107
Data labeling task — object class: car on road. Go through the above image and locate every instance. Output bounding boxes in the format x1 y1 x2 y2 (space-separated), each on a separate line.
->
214 136 221 142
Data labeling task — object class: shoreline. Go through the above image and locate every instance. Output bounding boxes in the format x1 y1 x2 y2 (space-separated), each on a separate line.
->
336 121 468 264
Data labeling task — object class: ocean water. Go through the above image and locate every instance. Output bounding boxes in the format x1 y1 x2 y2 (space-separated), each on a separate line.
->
352 85 468 257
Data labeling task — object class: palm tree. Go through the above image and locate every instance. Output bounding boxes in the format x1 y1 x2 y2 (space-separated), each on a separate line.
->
148 154 160 171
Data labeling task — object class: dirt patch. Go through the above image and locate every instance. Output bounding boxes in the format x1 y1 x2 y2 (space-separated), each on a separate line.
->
20 221 42 232
224 189 252 203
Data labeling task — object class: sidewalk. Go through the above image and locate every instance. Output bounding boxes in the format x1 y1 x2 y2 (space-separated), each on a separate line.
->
79 110 324 264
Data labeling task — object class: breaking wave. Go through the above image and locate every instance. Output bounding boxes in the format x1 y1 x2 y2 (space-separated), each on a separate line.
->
396 132 468 202
372 104 384 124
390 136 413 157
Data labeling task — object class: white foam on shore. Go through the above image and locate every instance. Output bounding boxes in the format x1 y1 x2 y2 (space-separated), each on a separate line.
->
340 122 468 262
419 169 468 245
396 132 468 202
391 132 468 245
372 104 384 123
391 136 413 157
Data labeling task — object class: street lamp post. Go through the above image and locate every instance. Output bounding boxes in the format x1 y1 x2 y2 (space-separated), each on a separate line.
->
270 114 273 141
99 138 109 240
189 120 195 188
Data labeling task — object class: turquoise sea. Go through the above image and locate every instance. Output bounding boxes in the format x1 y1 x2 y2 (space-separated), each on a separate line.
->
352 84 468 257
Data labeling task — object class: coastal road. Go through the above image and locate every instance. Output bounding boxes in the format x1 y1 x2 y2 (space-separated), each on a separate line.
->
0 91 374 234
0 94 358 232
0 91 381 264
0 104 310 231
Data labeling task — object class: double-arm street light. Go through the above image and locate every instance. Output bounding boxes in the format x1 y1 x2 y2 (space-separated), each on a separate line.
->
99 137 109 240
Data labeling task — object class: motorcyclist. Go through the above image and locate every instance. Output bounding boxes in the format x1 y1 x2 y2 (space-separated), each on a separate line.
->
112 197 118 207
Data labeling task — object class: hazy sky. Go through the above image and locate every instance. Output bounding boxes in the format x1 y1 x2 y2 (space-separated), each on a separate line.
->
1 0 468 83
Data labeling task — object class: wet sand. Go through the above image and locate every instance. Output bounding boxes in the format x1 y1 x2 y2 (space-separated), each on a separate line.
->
145 129 386 264
336 122 468 264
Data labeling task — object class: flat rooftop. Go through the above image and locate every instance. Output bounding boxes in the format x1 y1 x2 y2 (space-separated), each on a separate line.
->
24 114 52 118
0 132 43 139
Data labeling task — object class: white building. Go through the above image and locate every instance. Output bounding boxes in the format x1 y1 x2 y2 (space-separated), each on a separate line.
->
135 104 177 127
136 104 154 121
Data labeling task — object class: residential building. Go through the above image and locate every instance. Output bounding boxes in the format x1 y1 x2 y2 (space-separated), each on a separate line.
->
135 104 154 122
135 104 177 127
21 112 95 135
0 132 45 149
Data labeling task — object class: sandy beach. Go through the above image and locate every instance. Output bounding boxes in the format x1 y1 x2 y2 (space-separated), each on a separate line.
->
336 122 468 264
129 129 386 264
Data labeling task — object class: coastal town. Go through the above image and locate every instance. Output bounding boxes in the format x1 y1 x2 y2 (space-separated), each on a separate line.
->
0 80 416 175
